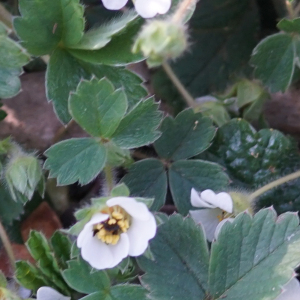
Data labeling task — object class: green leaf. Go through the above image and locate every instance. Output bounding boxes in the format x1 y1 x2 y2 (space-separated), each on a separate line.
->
15 261 50 292
63 257 110 294
204 119 300 213
110 183 130 197
250 33 299 92
69 78 127 138
0 184 25 224
14 0 84 55
50 231 72 270
112 97 162 149
26 231 69 292
44 138 107 185
169 160 229 214
138 214 209 300
0 272 7 288
68 18 144 66
0 22 30 98
209 209 300 299
80 285 148 300
277 17 300 33
122 159 167 211
46 48 146 124
154 109 215 161
70 10 138 50
153 0 259 103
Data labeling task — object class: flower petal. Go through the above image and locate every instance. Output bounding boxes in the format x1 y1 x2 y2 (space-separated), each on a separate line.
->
37 287 70 300
135 0 171 18
81 234 114 270
102 0 128 10
201 190 233 213
276 278 300 300
191 188 215 208
77 213 109 248
214 218 234 240
107 233 130 268
189 208 222 242
107 197 151 221
127 213 156 256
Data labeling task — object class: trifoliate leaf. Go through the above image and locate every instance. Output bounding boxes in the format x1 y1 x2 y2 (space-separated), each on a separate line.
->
46 48 147 124
154 109 215 161
62 257 110 294
79 285 148 300
14 0 85 55
0 22 30 98
169 160 229 214
70 10 138 50
69 78 127 138
122 159 167 211
111 97 162 149
138 214 209 300
44 138 107 185
204 118 300 213
68 18 144 66
209 209 300 299
250 33 300 92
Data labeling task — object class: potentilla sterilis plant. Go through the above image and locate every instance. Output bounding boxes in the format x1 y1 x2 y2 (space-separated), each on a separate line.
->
101 0 171 18
77 197 156 270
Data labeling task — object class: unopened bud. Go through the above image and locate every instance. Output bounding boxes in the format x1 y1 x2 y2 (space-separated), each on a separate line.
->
229 191 254 215
132 20 187 67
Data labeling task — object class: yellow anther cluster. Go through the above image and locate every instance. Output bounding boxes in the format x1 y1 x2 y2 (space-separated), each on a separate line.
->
93 207 130 245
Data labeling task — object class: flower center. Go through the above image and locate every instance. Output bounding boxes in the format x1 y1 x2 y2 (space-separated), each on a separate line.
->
93 206 131 245
217 211 232 222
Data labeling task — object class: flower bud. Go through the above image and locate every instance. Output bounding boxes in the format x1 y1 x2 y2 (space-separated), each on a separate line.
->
5 154 43 201
132 20 187 67
229 191 254 215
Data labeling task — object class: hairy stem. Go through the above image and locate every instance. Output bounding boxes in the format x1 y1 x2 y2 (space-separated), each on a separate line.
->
173 0 197 23
162 62 195 108
250 170 300 200
104 165 114 193
0 220 15 272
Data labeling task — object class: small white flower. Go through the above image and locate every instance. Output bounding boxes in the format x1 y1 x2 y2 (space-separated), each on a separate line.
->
101 0 171 18
36 287 70 300
189 188 234 242
77 197 156 270
275 278 300 300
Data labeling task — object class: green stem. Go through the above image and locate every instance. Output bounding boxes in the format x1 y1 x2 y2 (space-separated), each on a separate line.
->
0 219 15 272
104 165 114 193
0 3 13 29
249 170 300 200
162 62 196 108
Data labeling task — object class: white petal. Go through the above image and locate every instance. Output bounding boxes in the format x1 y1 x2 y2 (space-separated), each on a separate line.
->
106 233 130 268
189 208 222 242
37 287 70 300
190 188 215 209
135 0 171 18
102 0 128 10
107 197 151 221
77 213 109 248
214 218 234 240
276 278 300 300
127 213 156 256
81 234 114 270
201 190 233 213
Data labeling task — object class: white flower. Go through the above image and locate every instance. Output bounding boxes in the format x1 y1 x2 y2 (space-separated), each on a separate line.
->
189 188 233 242
77 197 156 270
101 0 171 18
36 287 70 300
275 278 300 300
